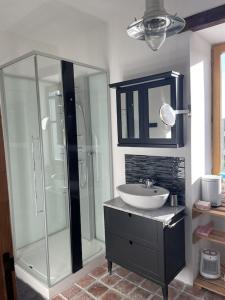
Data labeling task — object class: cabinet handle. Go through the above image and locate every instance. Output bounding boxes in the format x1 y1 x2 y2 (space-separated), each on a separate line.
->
129 240 133 245
167 216 185 229
128 213 132 218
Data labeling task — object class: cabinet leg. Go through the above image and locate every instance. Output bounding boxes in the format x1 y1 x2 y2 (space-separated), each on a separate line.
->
108 260 112 275
162 285 168 300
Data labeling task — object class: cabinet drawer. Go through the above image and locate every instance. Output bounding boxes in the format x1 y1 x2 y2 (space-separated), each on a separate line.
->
104 207 163 247
105 232 164 281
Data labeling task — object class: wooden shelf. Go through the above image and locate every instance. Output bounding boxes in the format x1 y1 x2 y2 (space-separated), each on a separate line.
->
193 207 225 219
194 269 225 297
193 203 225 298
193 229 225 245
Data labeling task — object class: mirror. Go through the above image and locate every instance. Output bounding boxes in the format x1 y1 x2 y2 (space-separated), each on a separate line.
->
148 85 172 139
120 91 140 139
160 103 176 127
121 93 128 138
159 103 190 127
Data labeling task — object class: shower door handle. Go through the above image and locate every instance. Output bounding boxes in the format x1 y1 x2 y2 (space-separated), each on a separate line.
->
94 135 100 183
31 136 44 216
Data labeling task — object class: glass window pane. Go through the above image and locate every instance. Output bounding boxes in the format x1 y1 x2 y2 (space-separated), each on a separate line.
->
133 91 139 139
148 85 172 139
121 93 128 138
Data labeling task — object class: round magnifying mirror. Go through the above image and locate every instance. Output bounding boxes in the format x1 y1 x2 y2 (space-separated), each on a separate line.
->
159 103 176 127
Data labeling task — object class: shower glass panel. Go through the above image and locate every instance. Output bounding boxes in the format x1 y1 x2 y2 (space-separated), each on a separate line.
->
36 56 72 285
2 57 48 284
1 51 112 291
74 65 112 263
1 54 73 287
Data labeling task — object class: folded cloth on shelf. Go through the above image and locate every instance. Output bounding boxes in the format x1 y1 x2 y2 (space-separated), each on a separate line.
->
195 221 214 237
195 200 211 211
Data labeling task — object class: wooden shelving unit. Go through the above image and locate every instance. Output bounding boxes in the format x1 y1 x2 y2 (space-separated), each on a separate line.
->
193 229 225 245
193 206 225 297
194 268 225 297
192 206 225 219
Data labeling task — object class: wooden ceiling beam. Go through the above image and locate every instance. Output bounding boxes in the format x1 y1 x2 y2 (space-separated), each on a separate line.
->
182 5 225 32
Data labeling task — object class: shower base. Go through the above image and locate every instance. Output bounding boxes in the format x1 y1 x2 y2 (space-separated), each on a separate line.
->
16 229 104 299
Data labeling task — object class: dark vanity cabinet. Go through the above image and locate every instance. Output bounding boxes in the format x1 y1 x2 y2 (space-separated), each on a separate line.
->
104 205 185 300
109 71 184 147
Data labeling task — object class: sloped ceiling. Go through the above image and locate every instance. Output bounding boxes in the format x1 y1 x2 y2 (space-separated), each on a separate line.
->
1 0 225 35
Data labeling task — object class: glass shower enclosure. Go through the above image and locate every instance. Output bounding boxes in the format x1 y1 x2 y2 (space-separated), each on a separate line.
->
0 51 112 288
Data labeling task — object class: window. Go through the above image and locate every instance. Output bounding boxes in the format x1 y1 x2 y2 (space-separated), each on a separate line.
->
212 43 225 174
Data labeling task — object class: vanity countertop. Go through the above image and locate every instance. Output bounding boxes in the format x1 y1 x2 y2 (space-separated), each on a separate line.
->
104 197 185 227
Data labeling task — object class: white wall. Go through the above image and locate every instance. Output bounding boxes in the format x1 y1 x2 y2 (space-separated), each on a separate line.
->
0 3 108 69
190 32 212 279
0 30 59 66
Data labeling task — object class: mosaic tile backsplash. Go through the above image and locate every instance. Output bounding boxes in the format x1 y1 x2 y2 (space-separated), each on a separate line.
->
125 155 185 205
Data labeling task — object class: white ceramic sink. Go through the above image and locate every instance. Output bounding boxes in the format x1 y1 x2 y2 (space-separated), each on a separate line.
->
117 184 170 210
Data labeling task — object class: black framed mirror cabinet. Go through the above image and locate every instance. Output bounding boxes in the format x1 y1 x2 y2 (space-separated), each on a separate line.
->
109 71 184 148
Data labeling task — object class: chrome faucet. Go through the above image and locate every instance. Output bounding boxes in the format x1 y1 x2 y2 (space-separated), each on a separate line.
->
139 178 155 188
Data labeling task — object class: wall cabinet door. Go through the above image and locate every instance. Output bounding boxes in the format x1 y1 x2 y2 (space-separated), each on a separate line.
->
117 87 143 145
112 71 184 148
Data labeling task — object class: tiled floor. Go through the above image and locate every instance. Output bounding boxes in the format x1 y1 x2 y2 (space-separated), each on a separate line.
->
52 262 225 300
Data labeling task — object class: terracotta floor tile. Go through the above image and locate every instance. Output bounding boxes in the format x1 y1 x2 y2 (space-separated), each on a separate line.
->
126 272 144 285
184 285 206 298
151 296 162 300
87 282 108 297
61 285 81 299
129 287 151 299
101 290 122 300
114 279 136 295
176 292 199 300
52 296 64 300
115 267 130 277
140 280 160 293
89 266 107 278
76 275 96 288
101 274 121 286
169 279 185 291
73 292 94 300
156 286 179 300
101 261 109 268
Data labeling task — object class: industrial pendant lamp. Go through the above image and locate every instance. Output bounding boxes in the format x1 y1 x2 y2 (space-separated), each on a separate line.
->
127 0 185 51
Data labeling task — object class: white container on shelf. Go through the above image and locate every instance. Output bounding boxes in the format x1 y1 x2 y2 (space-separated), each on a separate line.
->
202 175 221 207
200 249 221 279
